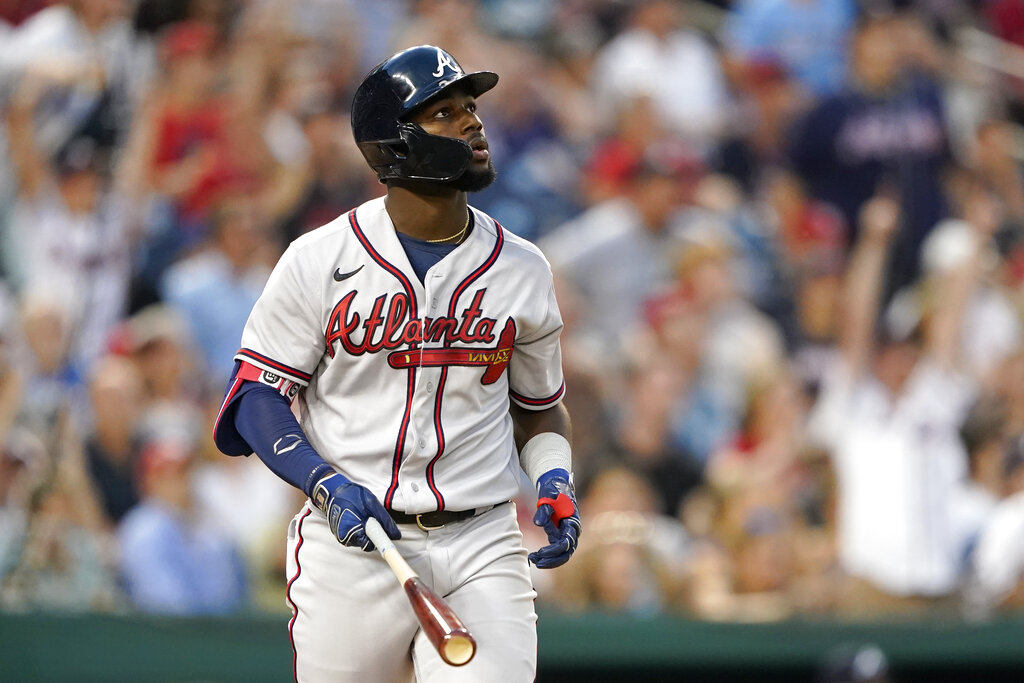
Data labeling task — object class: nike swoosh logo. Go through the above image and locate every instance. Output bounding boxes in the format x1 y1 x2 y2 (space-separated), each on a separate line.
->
334 265 364 282
273 435 302 455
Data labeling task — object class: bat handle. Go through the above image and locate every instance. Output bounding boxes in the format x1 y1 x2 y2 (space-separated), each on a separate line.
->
366 516 417 584
365 516 395 552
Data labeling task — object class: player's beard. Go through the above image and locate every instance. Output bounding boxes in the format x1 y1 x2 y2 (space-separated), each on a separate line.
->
450 161 496 193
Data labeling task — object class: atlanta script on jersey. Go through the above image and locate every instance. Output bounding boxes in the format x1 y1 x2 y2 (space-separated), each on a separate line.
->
218 197 565 514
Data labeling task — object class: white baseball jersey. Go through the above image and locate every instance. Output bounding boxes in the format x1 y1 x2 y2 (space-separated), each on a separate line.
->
231 196 565 513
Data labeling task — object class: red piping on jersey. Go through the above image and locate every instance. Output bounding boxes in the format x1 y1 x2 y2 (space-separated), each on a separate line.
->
450 215 503 313
349 209 419 508
348 210 419 324
510 382 566 407
385 370 417 507
425 366 448 509
424 215 507 509
286 507 312 682
236 348 312 383
212 376 244 441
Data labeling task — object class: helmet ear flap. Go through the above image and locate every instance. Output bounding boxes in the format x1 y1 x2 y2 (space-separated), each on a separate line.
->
355 138 408 182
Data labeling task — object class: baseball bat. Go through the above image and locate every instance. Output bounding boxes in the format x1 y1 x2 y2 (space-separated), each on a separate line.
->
365 517 477 667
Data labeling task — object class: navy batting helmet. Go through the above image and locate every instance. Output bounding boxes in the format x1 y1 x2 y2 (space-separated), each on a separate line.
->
351 45 498 183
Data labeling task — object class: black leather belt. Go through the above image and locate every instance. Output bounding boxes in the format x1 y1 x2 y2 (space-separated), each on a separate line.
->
387 505 496 531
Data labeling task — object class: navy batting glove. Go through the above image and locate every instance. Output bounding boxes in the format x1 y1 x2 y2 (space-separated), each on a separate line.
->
311 472 401 551
528 468 581 569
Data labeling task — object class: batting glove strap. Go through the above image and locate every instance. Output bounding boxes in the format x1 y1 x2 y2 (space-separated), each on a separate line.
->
529 469 581 569
536 493 576 526
311 472 401 551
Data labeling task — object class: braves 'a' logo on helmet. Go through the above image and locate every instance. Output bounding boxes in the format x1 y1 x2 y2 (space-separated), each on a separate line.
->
432 48 459 78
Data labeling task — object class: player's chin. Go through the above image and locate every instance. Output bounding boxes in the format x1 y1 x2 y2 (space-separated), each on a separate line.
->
451 162 496 193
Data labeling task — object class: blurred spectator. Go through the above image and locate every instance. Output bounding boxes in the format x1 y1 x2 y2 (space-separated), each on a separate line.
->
616 322 705 514
590 0 729 151
786 12 953 294
533 7 605 149
580 95 678 205
766 172 849 273
721 0 857 98
192 448 301 613
714 58 808 195
114 303 201 408
950 396 1006 572
6 71 133 368
912 202 1022 386
546 467 688 615
964 433 1024 616
0 427 45 583
128 19 231 273
0 284 23 442
580 466 692 566
964 118 1024 258
276 103 373 245
0 0 152 151
632 222 785 488
760 171 847 388
724 504 797 621
469 50 583 241
128 19 284 293
705 369 809 509
15 295 88 442
678 479 835 621
807 197 981 616
0 411 121 612
677 485 734 616
554 539 670 615
161 194 276 390
118 435 247 615
540 152 696 364
83 354 145 527
985 0 1024 120
698 365 831 621
143 20 228 213
690 173 794 329
394 0 521 80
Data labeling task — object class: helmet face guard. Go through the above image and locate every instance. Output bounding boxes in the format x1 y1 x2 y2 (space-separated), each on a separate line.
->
356 124 473 183
351 46 498 183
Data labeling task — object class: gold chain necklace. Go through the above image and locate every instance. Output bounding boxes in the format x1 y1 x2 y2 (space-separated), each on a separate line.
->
424 213 470 244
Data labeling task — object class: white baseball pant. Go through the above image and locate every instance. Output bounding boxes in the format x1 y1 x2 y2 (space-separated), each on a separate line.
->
285 501 538 682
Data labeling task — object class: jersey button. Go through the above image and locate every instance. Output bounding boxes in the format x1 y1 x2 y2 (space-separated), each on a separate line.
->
411 483 420 492
418 439 426 449
426 382 434 392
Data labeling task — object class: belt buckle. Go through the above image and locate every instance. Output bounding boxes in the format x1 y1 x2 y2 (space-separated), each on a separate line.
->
415 513 444 532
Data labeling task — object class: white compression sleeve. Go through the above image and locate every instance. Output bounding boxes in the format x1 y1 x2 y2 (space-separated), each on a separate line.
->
518 432 572 486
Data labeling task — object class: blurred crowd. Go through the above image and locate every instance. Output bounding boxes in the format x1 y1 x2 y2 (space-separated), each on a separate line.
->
3 0 1024 624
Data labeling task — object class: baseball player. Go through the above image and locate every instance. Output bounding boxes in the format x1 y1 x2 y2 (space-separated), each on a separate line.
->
213 45 580 682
